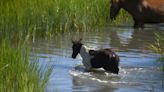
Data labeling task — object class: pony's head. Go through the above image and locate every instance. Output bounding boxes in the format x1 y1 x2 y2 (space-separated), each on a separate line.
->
71 39 83 59
110 0 123 20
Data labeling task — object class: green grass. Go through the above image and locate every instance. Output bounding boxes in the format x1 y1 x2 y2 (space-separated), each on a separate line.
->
150 32 164 71
0 40 52 92
0 0 129 39
150 33 164 55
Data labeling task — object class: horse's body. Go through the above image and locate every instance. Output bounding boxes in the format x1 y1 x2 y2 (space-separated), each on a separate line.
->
110 0 164 28
72 39 120 74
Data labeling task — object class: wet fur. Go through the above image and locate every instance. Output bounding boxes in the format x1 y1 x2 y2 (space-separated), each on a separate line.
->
89 49 120 74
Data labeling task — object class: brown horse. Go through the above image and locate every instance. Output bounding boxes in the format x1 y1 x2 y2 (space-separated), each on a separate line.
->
110 0 164 28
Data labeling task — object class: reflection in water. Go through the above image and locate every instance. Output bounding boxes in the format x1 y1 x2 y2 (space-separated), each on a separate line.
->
30 27 164 92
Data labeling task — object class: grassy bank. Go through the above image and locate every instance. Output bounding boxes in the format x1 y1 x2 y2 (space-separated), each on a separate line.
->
0 40 52 92
0 0 128 39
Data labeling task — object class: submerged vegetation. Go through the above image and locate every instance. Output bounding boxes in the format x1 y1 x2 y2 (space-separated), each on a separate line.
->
0 40 52 92
150 32 164 71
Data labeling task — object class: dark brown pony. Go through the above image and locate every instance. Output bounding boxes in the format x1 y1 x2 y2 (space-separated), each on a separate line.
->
110 0 164 28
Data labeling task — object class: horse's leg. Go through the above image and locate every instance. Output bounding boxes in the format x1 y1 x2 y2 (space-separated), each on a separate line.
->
134 20 144 29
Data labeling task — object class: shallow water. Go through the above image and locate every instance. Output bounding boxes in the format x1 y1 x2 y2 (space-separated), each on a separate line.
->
30 26 164 92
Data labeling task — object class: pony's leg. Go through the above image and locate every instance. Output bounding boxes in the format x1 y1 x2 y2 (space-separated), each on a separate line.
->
103 66 119 74
103 66 111 72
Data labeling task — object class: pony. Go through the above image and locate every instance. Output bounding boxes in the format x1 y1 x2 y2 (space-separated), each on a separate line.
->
110 0 164 28
71 39 120 74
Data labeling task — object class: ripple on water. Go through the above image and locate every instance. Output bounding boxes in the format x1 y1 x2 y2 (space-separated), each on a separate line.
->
31 28 164 92
69 65 164 92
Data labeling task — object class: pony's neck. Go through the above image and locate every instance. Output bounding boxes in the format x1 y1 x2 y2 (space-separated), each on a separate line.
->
122 1 139 18
79 45 90 59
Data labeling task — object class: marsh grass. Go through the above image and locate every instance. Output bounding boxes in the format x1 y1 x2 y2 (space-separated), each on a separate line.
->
150 33 164 55
149 32 164 71
0 40 52 92
0 0 129 39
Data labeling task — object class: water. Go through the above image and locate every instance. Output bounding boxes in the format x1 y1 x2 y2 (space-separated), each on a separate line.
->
30 27 164 92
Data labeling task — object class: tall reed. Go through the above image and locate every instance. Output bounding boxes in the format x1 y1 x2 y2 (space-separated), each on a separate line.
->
0 40 52 92
150 32 164 71
0 0 128 39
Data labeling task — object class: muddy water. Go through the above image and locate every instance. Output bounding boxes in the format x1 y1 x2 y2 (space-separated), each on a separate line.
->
30 27 164 92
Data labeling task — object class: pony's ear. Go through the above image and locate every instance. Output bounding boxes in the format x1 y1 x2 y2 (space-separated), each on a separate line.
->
79 38 82 42
72 39 75 44
111 0 119 3
116 0 119 2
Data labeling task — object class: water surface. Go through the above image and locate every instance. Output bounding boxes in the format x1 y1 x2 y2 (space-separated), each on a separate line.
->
30 27 164 92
